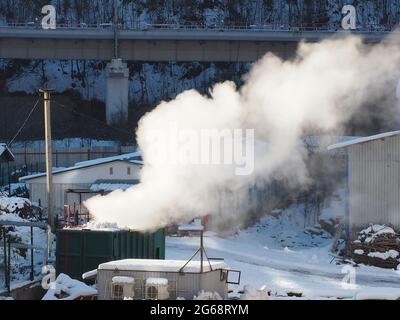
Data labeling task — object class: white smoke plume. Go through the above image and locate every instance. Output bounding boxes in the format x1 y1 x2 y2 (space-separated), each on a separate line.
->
85 34 400 231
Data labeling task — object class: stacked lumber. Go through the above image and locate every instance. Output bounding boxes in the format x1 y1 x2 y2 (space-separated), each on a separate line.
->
350 225 400 269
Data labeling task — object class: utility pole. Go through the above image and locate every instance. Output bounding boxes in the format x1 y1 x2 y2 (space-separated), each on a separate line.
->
39 88 55 232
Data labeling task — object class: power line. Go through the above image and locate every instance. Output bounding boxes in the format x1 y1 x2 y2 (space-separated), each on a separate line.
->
7 97 40 147
52 100 133 138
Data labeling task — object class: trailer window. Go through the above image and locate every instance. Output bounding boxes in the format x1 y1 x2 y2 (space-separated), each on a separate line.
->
226 269 241 285
112 284 123 299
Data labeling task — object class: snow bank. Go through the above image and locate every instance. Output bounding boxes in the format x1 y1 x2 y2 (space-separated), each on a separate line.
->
0 212 25 222
240 285 269 300
355 288 400 300
42 273 97 300
194 290 222 300
0 195 31 214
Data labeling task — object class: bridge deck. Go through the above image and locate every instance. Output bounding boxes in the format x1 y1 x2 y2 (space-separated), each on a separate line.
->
0 27 397 61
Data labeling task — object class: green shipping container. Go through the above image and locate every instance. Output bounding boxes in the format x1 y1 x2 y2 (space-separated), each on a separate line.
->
56 228 165 280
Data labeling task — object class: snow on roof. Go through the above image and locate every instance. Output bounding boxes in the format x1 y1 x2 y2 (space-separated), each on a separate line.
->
112 276 135 284
74 151 142 167
90 179 139 192
304 135 359 149
0 143 15 162
327 130 400 150
98 259 227 273
19 151 143 181
82 269 97 280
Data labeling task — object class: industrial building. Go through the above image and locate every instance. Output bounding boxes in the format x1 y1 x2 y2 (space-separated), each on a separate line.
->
19 152 142 215
328 131 400 236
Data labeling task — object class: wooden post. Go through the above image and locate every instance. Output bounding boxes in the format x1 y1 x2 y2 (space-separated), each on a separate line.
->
40 88 55 232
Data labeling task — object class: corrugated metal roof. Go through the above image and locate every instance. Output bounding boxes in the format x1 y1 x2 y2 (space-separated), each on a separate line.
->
74 151 142 166
327 131 400 150
19 152 143 181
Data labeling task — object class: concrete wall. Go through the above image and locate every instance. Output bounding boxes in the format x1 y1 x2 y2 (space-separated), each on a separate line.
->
348 135 400 231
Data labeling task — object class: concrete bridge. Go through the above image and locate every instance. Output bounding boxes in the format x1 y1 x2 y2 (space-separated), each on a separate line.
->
0 25 396 61
0 24 396 125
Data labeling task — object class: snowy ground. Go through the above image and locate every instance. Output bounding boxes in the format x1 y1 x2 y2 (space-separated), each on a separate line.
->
167 209 400 300
2 188 400 299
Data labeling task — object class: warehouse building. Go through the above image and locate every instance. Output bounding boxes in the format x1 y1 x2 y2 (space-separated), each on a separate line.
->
328 131 400 237
19 152 142 215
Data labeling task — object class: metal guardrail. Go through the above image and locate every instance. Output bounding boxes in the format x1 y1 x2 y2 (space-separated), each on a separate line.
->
0 21 396 33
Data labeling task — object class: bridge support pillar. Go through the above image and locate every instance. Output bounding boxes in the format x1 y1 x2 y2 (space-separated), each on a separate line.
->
106 58 129 125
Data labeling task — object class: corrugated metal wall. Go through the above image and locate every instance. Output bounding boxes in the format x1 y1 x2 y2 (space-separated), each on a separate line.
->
348 135 400 231
97 269 227 300
56 229 165 280
29 182 91 211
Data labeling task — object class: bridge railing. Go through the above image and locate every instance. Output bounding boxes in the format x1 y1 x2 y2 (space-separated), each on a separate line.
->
0 21 396 33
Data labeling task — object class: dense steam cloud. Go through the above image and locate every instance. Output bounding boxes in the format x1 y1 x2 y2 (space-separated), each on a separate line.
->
85 34 400 231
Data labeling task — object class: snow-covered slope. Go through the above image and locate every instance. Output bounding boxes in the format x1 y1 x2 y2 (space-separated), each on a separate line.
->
1 1 400 105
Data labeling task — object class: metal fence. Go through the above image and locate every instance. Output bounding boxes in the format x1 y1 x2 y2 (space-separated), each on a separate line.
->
0 21 396 33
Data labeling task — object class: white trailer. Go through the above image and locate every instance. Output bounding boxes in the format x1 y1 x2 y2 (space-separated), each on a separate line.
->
96 259 240 300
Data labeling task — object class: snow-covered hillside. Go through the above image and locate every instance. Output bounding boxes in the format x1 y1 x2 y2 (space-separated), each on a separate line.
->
1 0 400 105
2 1 400 29
1 59 248 106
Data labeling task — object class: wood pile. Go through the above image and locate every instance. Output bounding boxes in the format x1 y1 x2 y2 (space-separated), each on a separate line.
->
350 225 400 269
